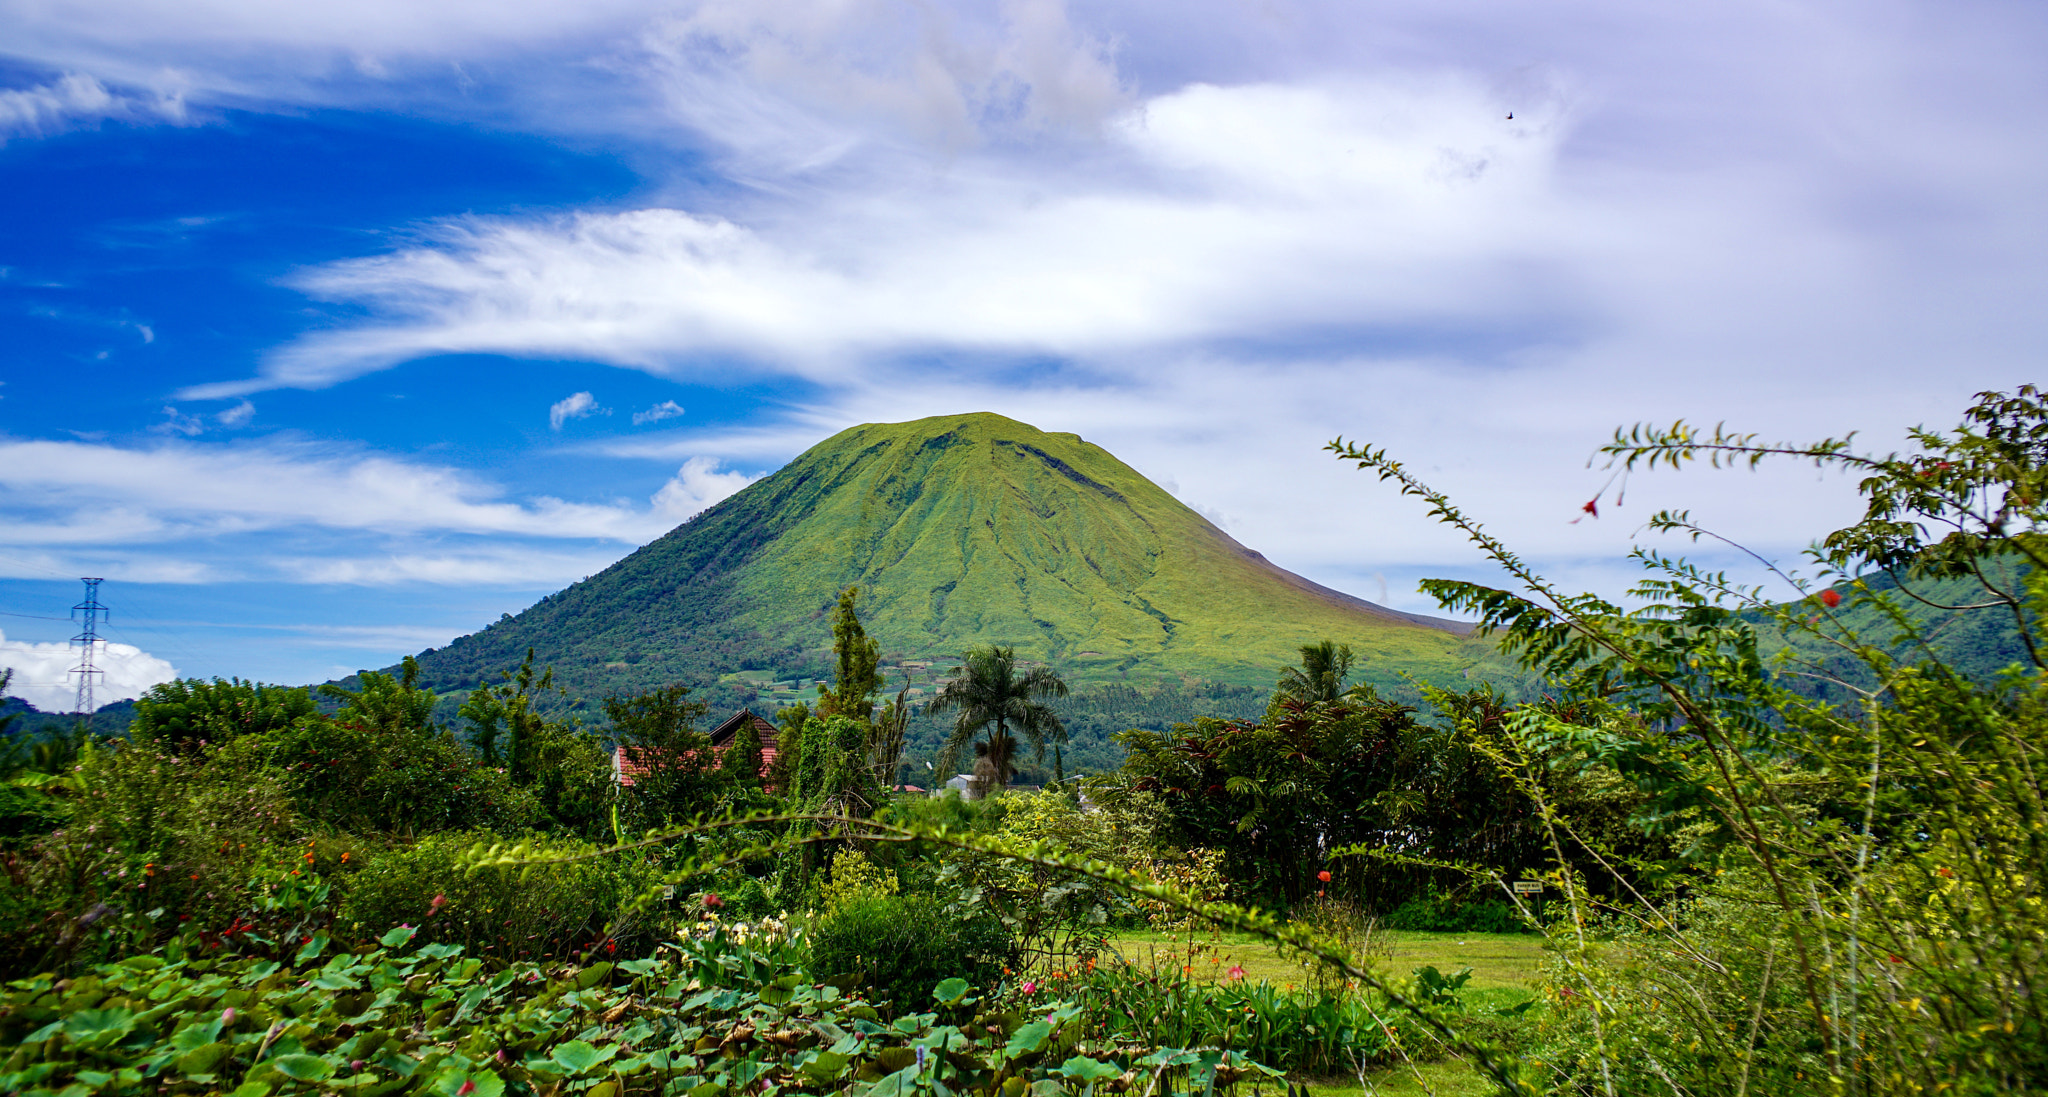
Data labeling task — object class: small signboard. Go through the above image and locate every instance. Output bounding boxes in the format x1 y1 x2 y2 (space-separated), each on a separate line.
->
1512 880 1544 895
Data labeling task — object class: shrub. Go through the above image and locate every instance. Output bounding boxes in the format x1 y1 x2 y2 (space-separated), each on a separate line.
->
0 782 66 848
1382 888 1527 934
1036 956 1429 1076
809 893 1015 1014
0 739 309 974
815 848 898 913
334 831 668 962
129 677 315 751
260 717 544 837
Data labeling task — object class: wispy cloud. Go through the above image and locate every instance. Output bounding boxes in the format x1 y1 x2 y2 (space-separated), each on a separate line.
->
0 437 682 544
0 72 189 141
193 77 1570 395
632 399 685 426
548 390 606 430
272 547 636 587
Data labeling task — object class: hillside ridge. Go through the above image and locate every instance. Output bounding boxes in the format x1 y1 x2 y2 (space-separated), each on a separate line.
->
407 412 1476 707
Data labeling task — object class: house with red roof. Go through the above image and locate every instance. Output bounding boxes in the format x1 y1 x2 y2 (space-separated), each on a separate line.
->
612 708 779 788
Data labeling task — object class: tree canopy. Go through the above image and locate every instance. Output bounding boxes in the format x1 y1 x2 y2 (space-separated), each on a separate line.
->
928 646 1069 798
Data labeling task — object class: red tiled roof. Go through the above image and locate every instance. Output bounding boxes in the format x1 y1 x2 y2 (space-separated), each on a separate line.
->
613 708 778 787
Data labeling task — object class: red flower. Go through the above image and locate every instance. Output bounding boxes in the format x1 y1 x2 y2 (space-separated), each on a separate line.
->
703 893 724 908
1580 499 1598 518
457 1082 476 1097
1316 870 1332 883
1819 589 1842 608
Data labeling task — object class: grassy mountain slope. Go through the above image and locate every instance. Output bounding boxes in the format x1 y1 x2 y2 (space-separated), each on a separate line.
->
409 413 1473 707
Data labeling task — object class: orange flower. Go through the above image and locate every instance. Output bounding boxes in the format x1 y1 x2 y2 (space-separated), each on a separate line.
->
1316 870 1331 883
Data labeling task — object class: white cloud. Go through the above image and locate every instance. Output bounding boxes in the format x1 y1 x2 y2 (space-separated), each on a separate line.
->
0 71 188 140
0 437 679 544
273 548 634 587
194 77 1569 394
150 406 205 436
635 0 1125 169
548 390 606 430
0 628 177 712
216 400 256 427
632 399 685 425
651 456 761 521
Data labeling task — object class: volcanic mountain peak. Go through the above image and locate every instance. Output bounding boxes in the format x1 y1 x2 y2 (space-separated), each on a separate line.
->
411 412 1470 702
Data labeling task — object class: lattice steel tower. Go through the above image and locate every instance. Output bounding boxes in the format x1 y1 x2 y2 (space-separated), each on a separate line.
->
70 577 107 716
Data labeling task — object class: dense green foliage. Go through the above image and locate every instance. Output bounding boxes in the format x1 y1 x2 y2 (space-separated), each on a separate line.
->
0 922 1288 1097
810 894 1016 1014
1329 384 2048 1093
131 677 317 752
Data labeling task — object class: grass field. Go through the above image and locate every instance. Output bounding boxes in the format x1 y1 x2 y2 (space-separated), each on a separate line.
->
1105 928 1547 1097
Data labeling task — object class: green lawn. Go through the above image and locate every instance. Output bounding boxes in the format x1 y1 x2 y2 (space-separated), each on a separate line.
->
1105 929 1545 1097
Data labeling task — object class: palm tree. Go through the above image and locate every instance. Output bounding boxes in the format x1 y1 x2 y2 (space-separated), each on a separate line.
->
1274 641 1358 705
927 646 1068 798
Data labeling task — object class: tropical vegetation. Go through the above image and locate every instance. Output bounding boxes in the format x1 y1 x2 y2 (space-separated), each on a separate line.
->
1 388 2044 1095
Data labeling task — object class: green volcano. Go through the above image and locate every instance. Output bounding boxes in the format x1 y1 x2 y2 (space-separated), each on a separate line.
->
410 413 1472 705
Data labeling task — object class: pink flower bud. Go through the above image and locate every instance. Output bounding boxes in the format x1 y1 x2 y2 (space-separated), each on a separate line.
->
220 1008 235 1024
458 1082 476 1096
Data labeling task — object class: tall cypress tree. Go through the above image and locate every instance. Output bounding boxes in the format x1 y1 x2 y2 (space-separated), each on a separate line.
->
816 586 883 724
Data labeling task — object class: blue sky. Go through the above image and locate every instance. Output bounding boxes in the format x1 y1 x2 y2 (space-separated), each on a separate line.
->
1 0 2044 710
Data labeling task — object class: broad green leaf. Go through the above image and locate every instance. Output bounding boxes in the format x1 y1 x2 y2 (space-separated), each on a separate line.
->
433 1069 505 1097
868 1065 923 1097
176 1042 235 1076
171 1018 224 1052
293 935 330 966
270 1054 336 1082
64 1008 135 1043
864 1047 917 1078
549 1040 617 1074
229 1082 272 1097
931 978 971 1006
1004 1021 1052 1057
803 1051 850 1083
1054 1057 1122 1083
572 963 612 990
377 926 417 949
